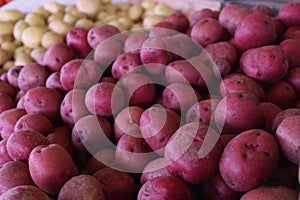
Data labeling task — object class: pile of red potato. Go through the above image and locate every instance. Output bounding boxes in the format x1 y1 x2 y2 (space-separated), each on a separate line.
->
0 1 299 200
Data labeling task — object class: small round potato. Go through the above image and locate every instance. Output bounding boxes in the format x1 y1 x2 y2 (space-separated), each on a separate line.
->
41 31 64 49
0 22 14 36
74 18 94 30
30 47 46 62
21 26 48 49
24 13 46 26
44 1 65 14
0 10 24 23
153 3 175 17
1 41 20 55
76 0 102 19
128 5 144 21
0 48 12 66
13 20 29 42
14 54 34 66
33 6 51 19
49 19 72 36
143 15 165 27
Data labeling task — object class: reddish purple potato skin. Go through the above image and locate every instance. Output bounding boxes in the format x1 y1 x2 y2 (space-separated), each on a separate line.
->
240 186 299 200
271 108 300 133
7 65 23 89
276 115 300 165
138 176 196 200
0 185 51 200
285 67 300 98
219 129 279 192
28 144 78 194
45 72 66 94
204 41 238 65
0 108 26 139
87 24 120 49
93 167 137 200
0 92 15 114
58 175 106 200
214 91 263 135
259 102 282 132
165 122 223 184
280 39 300 68
0 161 34 195
0 139 13 167
165 12 190 33
0 80 16 98
278 2 300 27
94 40 123 67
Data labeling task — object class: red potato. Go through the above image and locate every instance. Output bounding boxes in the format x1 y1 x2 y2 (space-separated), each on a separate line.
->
0 185 51 200
191 18 224 47
278 2 300 27
162 83 202 113
16 96 25 109
239 45 289 83
87 24 120 49
7 65 23 89
0 73 8 82
220 134 236 149
60 89 90 128
43 42 76 73
285 31 300 41
0 80 16 98
7 130 49 161
93 39 123 67
115 134 153 172
60 59 103 91
140 37 172 75
165 122 223 184
218 4 251 35
114 106 144 142
86 148 116 174
260 102 282 132
283 26 300 39
241 186 298 200
47 127 75 160
99 76 117 84
165 12 190 33
123 32 148 55
251 5 274 16
24 87 63 123
140 106 180 156
72 115 112 154
220 129 279 192
271 108 300 133
14 113 53 136
29 144 78 194
0 139 13 167
66 27 92 58
165 60 213 91
93 167 137 200
279 39 300 68
185 98 219 127
276 115 300 165
199 173 242 200
0 93 15 114
274 18 285 42
118 73 156 108
214 91 263 135
85 82 125 117
219 73 266 102
140 157 172 185
264 80 296 109
0 161 34 195
211 57 232 77
234 13 277 51
285 67 300 98
0 108 26 139
45 72 66 94
111 52 142 79
138 176 196 200
190 8 218 26
15 90 26 102
204 41 238 66
58 174 106 200
149 22 177 38
18 63 49 92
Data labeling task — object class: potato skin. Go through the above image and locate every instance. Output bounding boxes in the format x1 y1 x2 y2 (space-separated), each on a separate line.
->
278 2 300 27
241 186 299 200
87 24 120 49
58 174 106 200
0 185 51 200
276 115 300 164
66 27 92 58
0 139 13 167
138 176 196 200
271 108 300 133
0 108 26 139
219 129 279 192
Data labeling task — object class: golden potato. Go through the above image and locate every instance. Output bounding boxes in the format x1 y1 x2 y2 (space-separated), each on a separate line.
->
48 19 72 36
153 3 175 17
128 5 144 21
118 17 133 29
63 13 78 25
47 13 64 23
13 20 29 41
76 0 102 19
74 18 94 30
65 5 87 19
24 13 46 26
0 21 14 36
21 26 48 48
30 47 46 62
1 41 20 55
33 6 51 19
14 46 32 59
44 1 65 15
0 10 24 23
41 31 64 49
14 54 34 66
143 15 165 27
115 2 131 11
108 20 126 31
141 0 157 9
3 61 15 71
0 35 14 44
0 48 12 66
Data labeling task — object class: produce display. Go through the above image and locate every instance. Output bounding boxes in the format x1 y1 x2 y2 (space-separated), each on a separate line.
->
0 0 299 200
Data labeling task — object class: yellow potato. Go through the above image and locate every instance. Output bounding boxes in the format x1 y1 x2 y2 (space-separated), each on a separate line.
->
103 4 117 14
41 31 64 49
141 0 157 9
131 23 143 30
44 1 65 15
30 47 46 62
128 5 144 21
96 11 108 20
153 3 175 17
0 21 14 36
63 13 78 25
0 10 24 23
0 35 14 44
94 20 105 26
143 6 155 17
118 17 133 29
101 0 111 4
102 14 118 23
76 0 102 19
65 5 87 19
24 13 46 26
14 54 34 66
47 13 64 23
3 61 15 71
115 2 131 11
33 6 51 19
13 20 29 42
74 18 94 30
1 41 20 55
108 20 126 31
49 19 72 36
21 26 48 49
14 46 32 59
143 15 165 27
0 48 12 66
